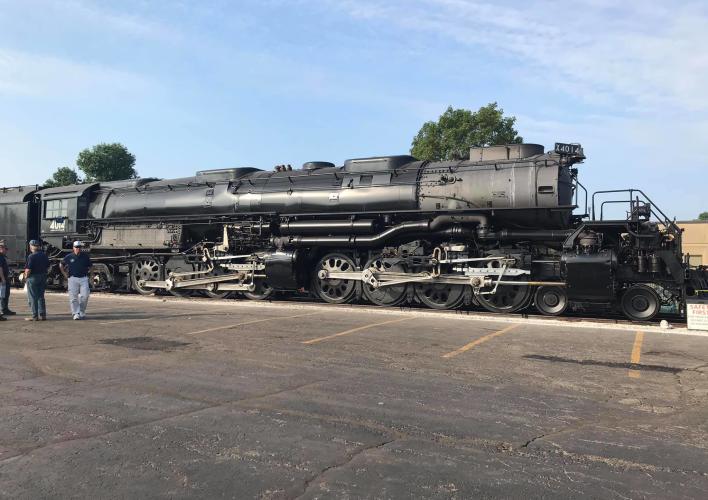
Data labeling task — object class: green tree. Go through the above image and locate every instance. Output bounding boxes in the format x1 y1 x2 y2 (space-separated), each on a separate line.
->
43 166 81 188
411 103 522 161
699 212 708 221
77 143 137 182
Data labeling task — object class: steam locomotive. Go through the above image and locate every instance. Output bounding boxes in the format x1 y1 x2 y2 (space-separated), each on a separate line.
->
2 142 706 321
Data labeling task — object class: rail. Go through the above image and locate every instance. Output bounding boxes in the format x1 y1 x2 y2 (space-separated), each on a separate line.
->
573 177 588 217
590 188 682 239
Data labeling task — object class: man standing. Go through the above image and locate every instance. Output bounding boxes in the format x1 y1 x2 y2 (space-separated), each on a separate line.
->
0 241 7 321
0 241 16 317
24 240 49 321
60 241 92 320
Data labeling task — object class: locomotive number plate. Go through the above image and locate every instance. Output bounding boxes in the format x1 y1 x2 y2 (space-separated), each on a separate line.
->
554 142 583 155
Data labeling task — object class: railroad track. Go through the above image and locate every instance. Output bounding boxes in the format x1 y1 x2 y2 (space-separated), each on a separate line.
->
77 289 686 330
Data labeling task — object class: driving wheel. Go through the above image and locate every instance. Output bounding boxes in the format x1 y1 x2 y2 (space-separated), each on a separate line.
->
414 282 466 310
166 261 195 298
132 259 161 295
476 279 532 313
202 266 234 299
312 253 359 304
243 280 275 300
362 256 409 307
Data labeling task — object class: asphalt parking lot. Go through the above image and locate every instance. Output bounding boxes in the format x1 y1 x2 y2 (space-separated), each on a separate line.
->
0 293 707 499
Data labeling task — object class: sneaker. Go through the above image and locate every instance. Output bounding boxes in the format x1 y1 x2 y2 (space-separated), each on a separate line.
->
2 310 16 316
40 316 47 321
73 314 80 320
0 316 6 321
25 317 38 321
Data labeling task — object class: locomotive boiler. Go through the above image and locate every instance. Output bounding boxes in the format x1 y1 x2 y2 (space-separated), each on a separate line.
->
2 142 705 321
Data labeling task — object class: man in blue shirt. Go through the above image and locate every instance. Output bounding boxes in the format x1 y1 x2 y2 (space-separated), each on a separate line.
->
0 241 8 321
24 240 50 321
60 241 92 320
0 241 15 317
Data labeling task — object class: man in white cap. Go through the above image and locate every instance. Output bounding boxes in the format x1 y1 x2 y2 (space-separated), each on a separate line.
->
60 241 92 320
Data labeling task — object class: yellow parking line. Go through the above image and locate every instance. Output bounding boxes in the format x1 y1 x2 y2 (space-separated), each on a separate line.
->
184 312 319 336
442 324 520 358
628 331 644 379
302 317 411 345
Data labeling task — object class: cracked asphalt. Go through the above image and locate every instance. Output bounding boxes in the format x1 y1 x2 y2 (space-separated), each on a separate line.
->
0 293 707 499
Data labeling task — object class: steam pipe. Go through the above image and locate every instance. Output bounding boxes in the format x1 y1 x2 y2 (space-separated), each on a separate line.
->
279 219 380 236
273 214 488 248
478 229 573 241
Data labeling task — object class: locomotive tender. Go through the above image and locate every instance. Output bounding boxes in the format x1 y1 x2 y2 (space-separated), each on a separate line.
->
2 142 706 321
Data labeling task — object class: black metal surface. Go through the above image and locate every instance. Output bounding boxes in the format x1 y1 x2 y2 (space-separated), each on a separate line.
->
0 185 40 267
262 250 299 290
562 250 617 301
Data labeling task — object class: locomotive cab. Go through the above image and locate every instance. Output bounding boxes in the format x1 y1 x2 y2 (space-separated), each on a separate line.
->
37 183 99 249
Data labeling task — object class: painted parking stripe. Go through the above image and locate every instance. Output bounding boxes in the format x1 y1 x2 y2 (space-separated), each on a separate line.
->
442 324 520 358
302 317 412 345
184 312 320 336
628 331 644 379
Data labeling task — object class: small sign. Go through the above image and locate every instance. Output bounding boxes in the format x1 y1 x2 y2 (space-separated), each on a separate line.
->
687 298 708 331
554 142 583 155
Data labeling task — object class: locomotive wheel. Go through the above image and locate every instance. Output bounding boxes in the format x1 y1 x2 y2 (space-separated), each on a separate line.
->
312 253 359 304
621 285 660 321
167 262 195 298
242 280 274 301
534 286 568 316
476 280 532 314
132 259 161 295
414 283 465 310
202 266 233 300
362 256 408 307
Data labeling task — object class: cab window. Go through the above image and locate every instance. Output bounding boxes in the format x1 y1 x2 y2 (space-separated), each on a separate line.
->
45 199 68 219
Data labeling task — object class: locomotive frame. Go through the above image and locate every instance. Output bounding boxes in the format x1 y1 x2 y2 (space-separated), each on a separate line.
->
1 142 706 321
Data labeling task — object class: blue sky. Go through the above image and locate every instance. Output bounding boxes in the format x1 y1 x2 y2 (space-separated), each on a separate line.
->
1 0 706 219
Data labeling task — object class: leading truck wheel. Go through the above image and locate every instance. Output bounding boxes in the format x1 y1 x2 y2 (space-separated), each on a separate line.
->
621 285 660 321
312 253 359 304
132 259 161 295
534 286 568 316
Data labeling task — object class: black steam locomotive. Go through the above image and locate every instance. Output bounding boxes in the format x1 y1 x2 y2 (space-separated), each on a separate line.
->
2 142 706 321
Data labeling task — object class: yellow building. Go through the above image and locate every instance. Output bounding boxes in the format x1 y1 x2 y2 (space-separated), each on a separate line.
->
679 221 708 266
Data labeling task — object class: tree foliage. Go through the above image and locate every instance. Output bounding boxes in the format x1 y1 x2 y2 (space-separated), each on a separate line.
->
699 212 708 221
77 143 137 182
43 166 81 188
411 103 522 161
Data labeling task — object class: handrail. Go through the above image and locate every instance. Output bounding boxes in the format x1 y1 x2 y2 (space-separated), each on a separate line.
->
574 179 588 216
591 188 682 236
599 199 633 220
